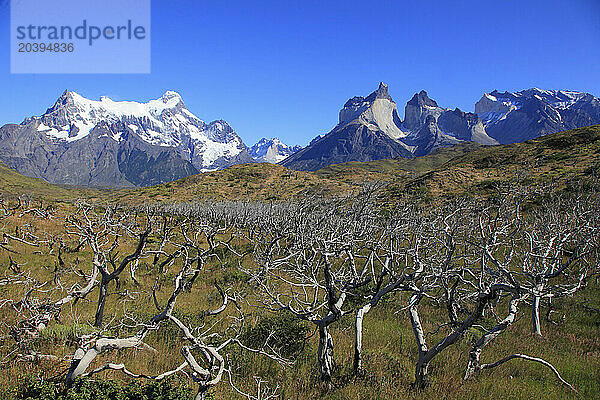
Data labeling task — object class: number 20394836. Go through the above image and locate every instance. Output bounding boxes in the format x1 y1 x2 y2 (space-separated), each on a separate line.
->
18 42 74 52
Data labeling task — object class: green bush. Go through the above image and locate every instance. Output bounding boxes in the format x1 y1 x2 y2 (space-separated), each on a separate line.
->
241 312 310 359
15 377 194 400
218 267 247 285
38 323 95 346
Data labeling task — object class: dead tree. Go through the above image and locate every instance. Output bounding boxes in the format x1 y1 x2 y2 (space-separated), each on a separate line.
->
246 194 380 385
65 203 153 327
401 200 484 389
522 193 598 336
64 205 286 399
352 204 425 375
461 186 599 390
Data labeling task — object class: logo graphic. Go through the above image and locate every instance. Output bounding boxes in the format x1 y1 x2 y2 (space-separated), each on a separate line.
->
11 0 151 73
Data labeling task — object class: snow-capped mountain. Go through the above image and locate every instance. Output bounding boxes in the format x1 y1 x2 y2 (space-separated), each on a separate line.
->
475 88 600 144
38 90 251 171
249 138 301 163
282 83 498 171
0 90 253 186
2 86 598 184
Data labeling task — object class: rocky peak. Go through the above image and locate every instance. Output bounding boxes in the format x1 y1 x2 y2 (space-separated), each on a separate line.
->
44 90 78 115
404 90 444 131
437 108 497 145
338 82 407 140
162 90 182 101
340 82 396 122
204 120 236 142
407 90 438 108
448 108 479 125
157 90 186 110
365 82 393 102
58 89 75 102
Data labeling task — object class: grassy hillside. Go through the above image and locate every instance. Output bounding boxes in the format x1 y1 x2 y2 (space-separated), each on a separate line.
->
0 162 100 201
315 125 600 199
0 127 599 399
112 163 355 204
117 124 599 205
1 125 599 205
314 142 482 184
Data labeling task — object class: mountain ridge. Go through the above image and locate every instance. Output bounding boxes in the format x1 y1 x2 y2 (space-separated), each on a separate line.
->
1 85 599 186
282 83 498 170
475 88 600 144
0 90 253 187
282 83 600 171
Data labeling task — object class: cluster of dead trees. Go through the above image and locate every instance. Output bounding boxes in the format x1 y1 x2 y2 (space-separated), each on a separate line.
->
0 182 599 398
0 200 287 399
238 184 599 390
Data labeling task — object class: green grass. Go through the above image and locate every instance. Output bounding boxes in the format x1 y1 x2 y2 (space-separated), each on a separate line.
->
0 126 599 398
1 205 597 399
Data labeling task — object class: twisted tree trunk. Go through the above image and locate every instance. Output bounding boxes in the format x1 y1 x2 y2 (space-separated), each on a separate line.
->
317 325 334 384
464 294 521 380
408 294 430 389
94 278 108 327
354 277 406 375
409 287 503 390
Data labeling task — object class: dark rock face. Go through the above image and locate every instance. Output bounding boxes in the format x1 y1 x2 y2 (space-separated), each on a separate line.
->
409 115 442 157
403 115 463 157
282 122 413 171
403 91 442 131
475 88 600 144
0 90 252 187
438 109 497 145
0 120 198 187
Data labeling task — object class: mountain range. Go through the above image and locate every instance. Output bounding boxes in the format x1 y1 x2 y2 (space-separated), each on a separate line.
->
282 83 600 170
476 88 600 144
0 84 598 186
0 91 252 186
0 90 303 187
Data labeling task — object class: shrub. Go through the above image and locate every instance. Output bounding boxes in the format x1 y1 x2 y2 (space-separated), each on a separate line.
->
241 312 310 359
15 377 194 400
218 267 247 285
16 377 57 400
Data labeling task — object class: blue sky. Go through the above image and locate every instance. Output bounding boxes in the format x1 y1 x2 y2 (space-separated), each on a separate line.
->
0 0 599 147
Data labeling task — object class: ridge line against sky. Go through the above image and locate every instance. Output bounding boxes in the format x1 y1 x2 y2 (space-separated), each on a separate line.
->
0 0 599 147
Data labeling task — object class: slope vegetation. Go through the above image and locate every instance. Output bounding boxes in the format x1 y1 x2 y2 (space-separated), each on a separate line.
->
316 124 600 198
1 125 599 204
113 163 354 204
0 162 95 200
